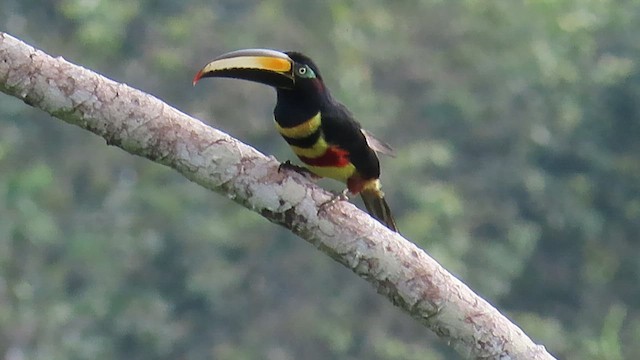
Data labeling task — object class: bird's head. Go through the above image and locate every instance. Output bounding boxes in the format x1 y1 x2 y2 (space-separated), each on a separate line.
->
193 49 326 97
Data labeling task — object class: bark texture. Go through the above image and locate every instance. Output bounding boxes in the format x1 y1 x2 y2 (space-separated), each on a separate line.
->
0 32 556 360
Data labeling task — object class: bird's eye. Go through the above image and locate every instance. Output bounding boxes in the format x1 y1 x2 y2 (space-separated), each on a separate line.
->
295 65 315 78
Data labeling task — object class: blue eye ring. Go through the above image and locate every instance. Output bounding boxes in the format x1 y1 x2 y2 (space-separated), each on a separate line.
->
295 64 315 78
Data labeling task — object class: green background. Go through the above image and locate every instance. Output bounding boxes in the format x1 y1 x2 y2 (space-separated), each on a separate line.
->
1 1 638 359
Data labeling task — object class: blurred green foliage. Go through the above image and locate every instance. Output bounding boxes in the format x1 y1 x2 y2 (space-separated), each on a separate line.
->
1 0 639 358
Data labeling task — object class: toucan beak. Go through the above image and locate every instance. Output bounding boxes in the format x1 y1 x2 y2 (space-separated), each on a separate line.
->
193 49 295 89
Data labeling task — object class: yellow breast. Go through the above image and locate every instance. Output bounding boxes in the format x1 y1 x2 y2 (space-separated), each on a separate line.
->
275 113 356 183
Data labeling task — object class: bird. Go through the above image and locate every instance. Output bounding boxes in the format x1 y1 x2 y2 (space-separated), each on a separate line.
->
193 48 397 232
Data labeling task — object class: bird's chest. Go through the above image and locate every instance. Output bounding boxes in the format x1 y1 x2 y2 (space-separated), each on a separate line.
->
274 113 355 182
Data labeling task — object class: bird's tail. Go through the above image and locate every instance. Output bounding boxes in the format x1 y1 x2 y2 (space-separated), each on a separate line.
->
360 187 398 232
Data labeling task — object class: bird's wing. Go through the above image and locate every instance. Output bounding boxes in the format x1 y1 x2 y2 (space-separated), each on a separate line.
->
361 129 396 157
324 102 396 157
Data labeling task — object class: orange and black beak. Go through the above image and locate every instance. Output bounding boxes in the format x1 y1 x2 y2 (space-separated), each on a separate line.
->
193 49 295 89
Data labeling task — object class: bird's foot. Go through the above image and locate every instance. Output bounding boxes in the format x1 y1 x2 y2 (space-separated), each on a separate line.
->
278 160 320 180
318 188 350 215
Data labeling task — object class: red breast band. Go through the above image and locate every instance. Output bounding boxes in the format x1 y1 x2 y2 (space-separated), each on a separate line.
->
299 146 350 167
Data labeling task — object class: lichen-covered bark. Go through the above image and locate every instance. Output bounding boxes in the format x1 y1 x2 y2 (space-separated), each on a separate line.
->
0 32 555 360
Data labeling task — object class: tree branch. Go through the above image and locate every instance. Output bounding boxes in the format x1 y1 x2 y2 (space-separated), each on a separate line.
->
0 32 555 360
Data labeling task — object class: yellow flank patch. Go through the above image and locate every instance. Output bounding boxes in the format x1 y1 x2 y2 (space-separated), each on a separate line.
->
306 163 356 182
362 179 383 193
275 113 321 138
